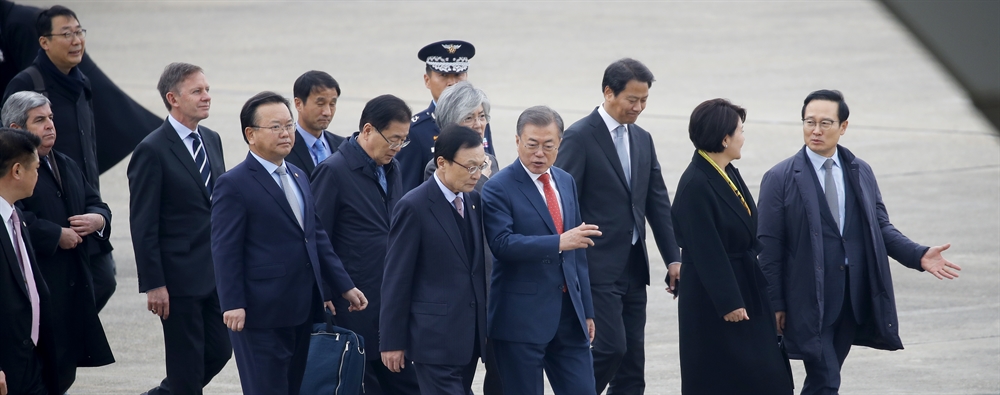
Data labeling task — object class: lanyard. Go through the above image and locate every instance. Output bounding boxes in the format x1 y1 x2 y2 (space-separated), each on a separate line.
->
697 150 751 215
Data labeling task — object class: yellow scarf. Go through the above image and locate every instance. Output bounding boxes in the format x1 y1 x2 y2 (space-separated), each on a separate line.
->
698 150 751 215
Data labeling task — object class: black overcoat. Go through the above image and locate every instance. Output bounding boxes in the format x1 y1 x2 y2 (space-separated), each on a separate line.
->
671 152 793 394
16 150 114 385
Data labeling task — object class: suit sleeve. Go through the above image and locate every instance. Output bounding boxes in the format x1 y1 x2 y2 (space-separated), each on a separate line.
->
673 178 745 317
756 169 788 311
127 143 166 292
481 178 561 262
867 168 928 270
15 202 61 258
210 175 248 311
644 139 682 266
571 181 595 319
82 172 112 241
379 199 421 352
311 161 357 297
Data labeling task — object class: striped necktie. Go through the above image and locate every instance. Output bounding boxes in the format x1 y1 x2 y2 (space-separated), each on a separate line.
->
190 132 212 194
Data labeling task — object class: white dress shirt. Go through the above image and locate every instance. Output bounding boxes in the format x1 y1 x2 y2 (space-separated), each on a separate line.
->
168 114 203 160
520 162 563 221
806 147 846 234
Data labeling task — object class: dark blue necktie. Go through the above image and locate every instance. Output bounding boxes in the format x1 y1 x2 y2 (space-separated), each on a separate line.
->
190 132 212 194
376 166 387 194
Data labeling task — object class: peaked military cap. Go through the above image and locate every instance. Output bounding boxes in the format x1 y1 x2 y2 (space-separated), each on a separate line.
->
418 40 475 74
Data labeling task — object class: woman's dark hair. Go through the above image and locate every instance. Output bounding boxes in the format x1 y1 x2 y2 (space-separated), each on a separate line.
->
688 98 746 153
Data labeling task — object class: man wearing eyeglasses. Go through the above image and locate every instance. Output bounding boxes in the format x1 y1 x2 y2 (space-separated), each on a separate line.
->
380 125 488 393
2 5 119 316
311 94 421 394
757 89 960 395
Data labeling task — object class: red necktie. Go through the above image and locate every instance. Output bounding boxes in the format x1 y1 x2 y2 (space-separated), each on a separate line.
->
538 173 563 234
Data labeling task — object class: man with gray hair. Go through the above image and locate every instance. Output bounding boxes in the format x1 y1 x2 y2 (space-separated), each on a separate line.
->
3 91 114 394
481 106 599 394
128 62 230 395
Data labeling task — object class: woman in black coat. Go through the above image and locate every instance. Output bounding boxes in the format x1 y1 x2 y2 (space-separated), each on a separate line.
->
671 99 793 394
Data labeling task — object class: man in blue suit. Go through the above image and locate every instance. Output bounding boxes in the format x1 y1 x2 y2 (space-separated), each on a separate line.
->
481 106 601 395
381 125 489 393
211 91 368 395
758 90 961 395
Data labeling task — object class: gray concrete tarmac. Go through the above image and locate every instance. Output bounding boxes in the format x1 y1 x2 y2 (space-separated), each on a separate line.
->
15 0 998 393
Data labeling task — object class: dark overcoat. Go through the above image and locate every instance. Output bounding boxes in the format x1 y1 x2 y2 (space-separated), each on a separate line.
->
17 149 114 386
757 145 928 360
310 135 401 360
672 152 793 394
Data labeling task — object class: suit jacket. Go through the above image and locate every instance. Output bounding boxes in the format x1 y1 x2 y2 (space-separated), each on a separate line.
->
757 145 930 360
311 135 401 359
211 153 355 329
481 159 594 344
380 178 487 365
286 129 345 180
0 206 56 393
127 119 225 297
16 150 114 376
555 108 680 285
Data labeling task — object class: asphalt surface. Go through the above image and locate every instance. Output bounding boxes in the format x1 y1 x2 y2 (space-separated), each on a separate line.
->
15 1 998 394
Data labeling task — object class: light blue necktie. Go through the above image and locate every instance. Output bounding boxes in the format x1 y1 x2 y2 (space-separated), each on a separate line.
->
311 139 329 164
613 124 631 189
376 166 388 194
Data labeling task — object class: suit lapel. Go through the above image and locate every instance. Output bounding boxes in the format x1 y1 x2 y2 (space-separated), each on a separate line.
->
586 110 631 192
791 148 825 237
696 156 754 236
427 182 469 268
290 135 314 174
514 160 558 234
201 128 225 191
554 171 574 227
467 193 482 271
289 164 311 231
246 154 301 230
163 120 211 201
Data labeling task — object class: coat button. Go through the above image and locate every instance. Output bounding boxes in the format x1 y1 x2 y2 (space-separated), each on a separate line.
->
469 302 475 307
542 259 550 264
69 281 75 286
23 339 31 345
839 266 845 271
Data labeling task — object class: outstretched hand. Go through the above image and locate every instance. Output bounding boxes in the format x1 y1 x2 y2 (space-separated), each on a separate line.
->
920 243 961 280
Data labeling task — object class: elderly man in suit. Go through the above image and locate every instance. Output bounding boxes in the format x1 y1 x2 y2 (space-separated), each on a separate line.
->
0 128 52 395
311 94 421 394
285 70 346 179
554 57 681 394
381 125 488 393
3 91 114 393
481 106 599 395
757 89 961 395
211 91 367 395
128 62 231 395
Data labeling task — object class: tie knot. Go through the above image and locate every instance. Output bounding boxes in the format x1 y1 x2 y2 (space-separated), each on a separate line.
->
538 173 551 185
275 165 287 176
10 208 19 225
823 158 835 170
189 132 201 141
453 195 463 205
614 124 626 137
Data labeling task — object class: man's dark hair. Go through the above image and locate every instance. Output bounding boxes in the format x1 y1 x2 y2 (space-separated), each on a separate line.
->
802 89 850 122
293 71 341 103
157 62 204 111
602 58 655 96
435 125 483 163
358 95 411 133
516 106 564 137
0 127 41 173
688 98 747 153
36 5 79 37
239 91 292 143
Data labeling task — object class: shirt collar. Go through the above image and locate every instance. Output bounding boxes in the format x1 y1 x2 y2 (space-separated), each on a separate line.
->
519 161 553 183
250 150 283 175
295 123 323 150
432 172 462 204
597 104 623 133
805 146 841 172
167 114 198 140
348 135 381 169
0 199 13 225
